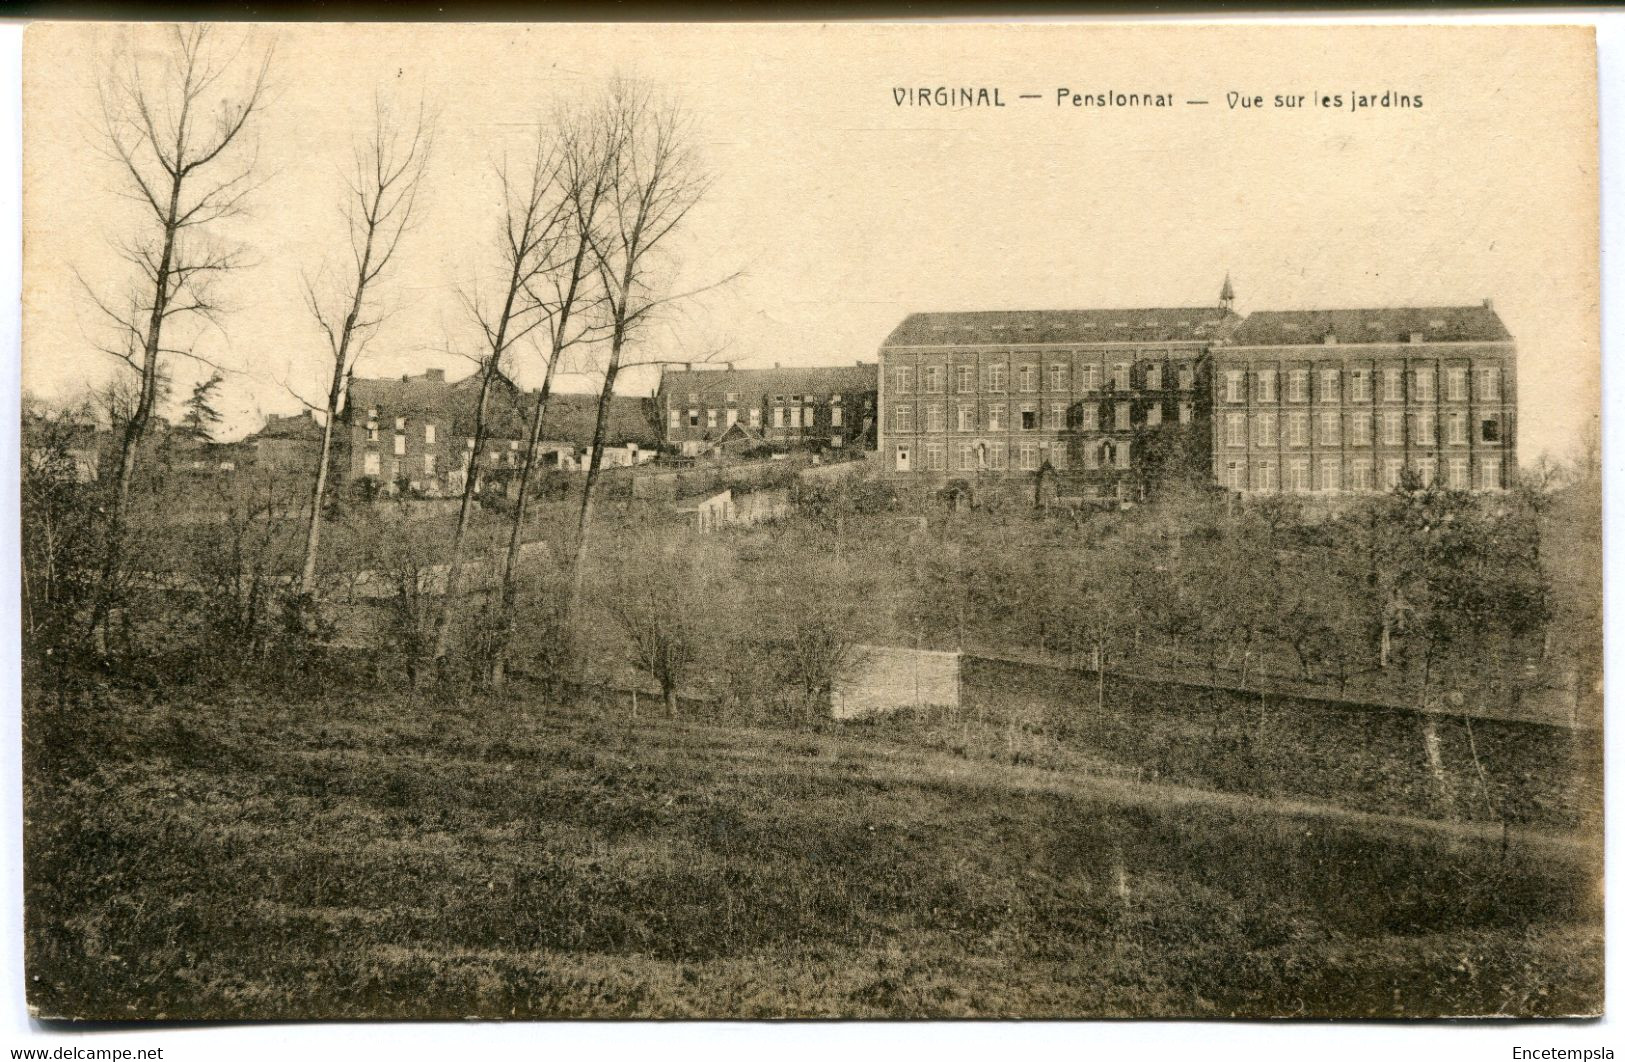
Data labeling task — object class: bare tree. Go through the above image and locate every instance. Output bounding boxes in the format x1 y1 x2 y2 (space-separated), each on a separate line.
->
487 108 616 685
430 131 575 670
570 80 721 599
83 25 273 638
296 96 432 596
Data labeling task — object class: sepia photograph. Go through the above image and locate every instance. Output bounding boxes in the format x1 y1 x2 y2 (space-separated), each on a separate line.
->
15 19 1604 1023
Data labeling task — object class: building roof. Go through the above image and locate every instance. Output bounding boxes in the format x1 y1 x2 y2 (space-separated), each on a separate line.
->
253 411 324 441
881 308 1238 347
659 363 878 401
1230 305 1511 346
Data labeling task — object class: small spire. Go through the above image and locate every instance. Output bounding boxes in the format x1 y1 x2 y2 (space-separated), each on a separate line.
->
1220 273 1235 312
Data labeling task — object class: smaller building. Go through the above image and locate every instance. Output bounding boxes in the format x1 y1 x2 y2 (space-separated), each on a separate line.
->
657 362 879 457
248 410 324 474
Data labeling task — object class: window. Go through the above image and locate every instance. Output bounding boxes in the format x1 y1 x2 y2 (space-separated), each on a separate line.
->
926 404 946 433
727 409 739 428
1477 367 1501 401
958 404 976 432
749 408 762 428
707 409 718 429
1349 458 1373 491
1448 457 1470 490
1447 411 1467 445
1255 369 1278 403
1146 404 1162 428
827 407 839 428
1383 368 1404 402
1145 362 1163 390
1348 414 1371 447
1319 456 1341 492
1020 404 1037 431
668 409 680 429
1482 417 1500 443
1080 406 1099 432
895 444 911 472
1225 413 1247 448
1416 457 1438 487
1286 411 1309 447
1254 459 1277 493
831 392 842 404
393 434 406 456
1479 455 1503 491
1287 370 1309 403
1412 368 1435 403
725 391 740 404
423 453 436 475
1255 411 1277 447
1178 401 1193 424
366 418 379 443
987 404 1005 431
1111 363 1131 390
1447 367 1469 402
1224 370 1246 403
394 416 406 430
773 407 785 428
893 367 914 394
1384 458 1405 490
924 366 944 394
1049 363 1068 391
1414 411 1436 446
988 444 1007 471
688 392 699 403
1116 439 1132 470
1287 458 1311 493
1018 365 1038 393
424 423 437 445
1114 401 1131 430
1382 411 1404 446
1051 446 1068 471
958 442 977 471
986 364 1008 393
363 452 381 476
1019 443 1040 471
956 365 976 393
1048 402 1067 429
1224 460 1246 492
1319 413 1340 447
1178 364 1195 391
1349 370 1371 403
926 441 946 470
1319 368 1340 403
893 405 914 432
1081 364 1103 392
689 409 701 428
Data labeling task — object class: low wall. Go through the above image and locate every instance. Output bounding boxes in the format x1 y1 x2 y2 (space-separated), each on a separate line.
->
831 644 961 720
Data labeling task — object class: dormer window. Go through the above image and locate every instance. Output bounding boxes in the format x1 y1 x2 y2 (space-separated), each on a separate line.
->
1323 333 1338 345
1408 332 1424 344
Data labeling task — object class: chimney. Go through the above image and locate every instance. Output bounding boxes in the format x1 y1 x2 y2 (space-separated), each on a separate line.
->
1483 298 1494 311
424 368 446 383
774 362 781 369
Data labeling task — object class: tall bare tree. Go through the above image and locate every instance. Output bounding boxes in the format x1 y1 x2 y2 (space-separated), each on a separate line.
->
430 131 575 670
487 109 616 685
570 80 719 597
83 25 272 637
296 96 432 596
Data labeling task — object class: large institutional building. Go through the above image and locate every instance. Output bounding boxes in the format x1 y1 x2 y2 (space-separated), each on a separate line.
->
656 363 879 456
877 282 1517 495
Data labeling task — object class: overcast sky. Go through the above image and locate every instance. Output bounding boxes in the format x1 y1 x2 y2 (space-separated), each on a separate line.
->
22 22 1597 461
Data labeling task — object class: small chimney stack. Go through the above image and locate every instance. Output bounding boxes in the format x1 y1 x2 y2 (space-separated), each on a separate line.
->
1483 298 1494 311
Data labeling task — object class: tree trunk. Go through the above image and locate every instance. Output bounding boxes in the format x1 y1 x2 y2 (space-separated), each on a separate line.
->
430 359 498 668
569 325 624 603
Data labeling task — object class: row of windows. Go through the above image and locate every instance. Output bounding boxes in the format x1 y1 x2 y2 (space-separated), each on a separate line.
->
1221 411 1504 449
890 400 1195 433
364 415 438 445
1220 455 1504 493
361 443 523 477
890 362 1197 395
670 405 847 431
892 438 1141 474
678 390 849 405
1219 366 1505 405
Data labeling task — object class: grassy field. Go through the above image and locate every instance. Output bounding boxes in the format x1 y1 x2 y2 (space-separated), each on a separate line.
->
25 673 1602 1020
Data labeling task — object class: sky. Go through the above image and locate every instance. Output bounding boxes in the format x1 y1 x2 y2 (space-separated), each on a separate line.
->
20 22 1599 462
